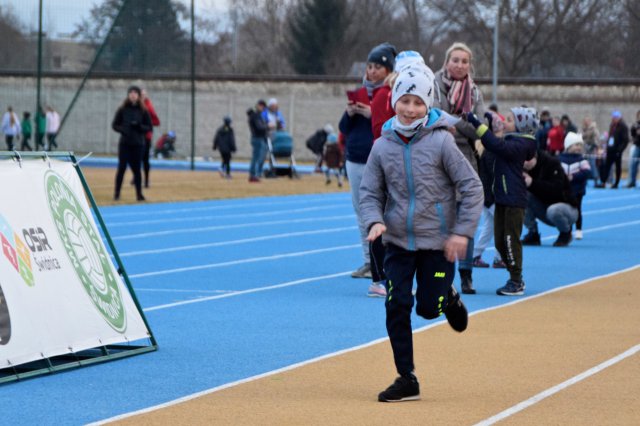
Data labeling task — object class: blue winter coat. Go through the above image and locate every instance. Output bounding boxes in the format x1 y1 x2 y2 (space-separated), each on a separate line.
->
475 125 537 208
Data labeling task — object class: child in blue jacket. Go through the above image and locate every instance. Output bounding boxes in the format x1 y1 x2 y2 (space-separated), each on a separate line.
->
467 107 537 296
559 132 591 240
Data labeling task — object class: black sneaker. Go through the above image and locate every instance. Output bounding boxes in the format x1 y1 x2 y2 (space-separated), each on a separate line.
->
552 231 572 247
496 280 525 296
444 286 468 332
521 231 541 246
378 374 420 402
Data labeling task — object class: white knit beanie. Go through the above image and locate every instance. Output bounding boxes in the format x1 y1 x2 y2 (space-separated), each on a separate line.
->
391 65 435 109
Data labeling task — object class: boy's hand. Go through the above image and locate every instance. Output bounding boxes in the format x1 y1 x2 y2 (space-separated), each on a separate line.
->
444 234 468 262
466 112 481 128
367 223 387 241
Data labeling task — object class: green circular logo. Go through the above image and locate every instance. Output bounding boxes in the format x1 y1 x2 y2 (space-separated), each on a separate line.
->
45 171 126 333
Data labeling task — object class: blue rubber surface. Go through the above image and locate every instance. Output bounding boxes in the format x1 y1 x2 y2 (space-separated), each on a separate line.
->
1 185 638 425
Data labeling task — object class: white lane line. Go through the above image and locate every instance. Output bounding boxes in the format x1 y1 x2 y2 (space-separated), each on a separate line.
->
135 288 236 294
480 218 640 253
120 226 357 257
582 204 639 215
583 193 640 204
473 344 640 426
128 244 360 279
106 204 348 227
92 264 640 426
101 195 350 218
111 214 354 241
143 271 352 312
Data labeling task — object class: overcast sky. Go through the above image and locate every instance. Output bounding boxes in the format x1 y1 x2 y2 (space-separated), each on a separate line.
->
10 0 229 38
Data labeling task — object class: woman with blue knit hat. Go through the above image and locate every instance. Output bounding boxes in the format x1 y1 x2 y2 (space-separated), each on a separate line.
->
433 42 486 295
360 65 482 402
339 42 396 290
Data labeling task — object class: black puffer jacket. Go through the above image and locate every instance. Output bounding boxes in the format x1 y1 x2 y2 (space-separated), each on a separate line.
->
112 102 152 146
247 108 267 139
213 125 236 154
527 150 578 208
478 131 537 209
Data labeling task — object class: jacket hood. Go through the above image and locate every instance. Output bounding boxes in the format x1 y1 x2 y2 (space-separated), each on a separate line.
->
380 108 460 141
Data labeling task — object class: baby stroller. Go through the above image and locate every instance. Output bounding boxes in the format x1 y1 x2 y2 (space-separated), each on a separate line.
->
264 130 298 178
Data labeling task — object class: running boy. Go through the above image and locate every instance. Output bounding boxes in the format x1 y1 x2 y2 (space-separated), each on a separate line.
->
360 65 483 402
466 107 538 296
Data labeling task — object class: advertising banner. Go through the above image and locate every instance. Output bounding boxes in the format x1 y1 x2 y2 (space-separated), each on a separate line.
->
0 159 150 368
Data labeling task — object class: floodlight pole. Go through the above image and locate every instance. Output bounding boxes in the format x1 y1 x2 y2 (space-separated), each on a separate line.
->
36 0 43 118
190 0 196 171
492 0 500 105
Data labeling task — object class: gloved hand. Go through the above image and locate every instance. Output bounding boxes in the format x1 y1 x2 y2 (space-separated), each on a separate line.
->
466 112 482 128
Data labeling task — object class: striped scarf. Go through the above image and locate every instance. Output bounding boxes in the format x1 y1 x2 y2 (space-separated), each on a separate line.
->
442 70 474 115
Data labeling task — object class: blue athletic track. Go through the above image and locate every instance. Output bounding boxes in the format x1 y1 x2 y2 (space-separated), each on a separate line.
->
1 183 639 425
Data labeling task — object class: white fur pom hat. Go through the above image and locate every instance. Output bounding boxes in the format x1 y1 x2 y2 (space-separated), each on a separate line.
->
564 132 584 151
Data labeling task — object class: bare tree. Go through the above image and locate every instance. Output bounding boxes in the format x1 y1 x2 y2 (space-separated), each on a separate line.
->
0 5 32 71
234 0 293 75
422 0 627 78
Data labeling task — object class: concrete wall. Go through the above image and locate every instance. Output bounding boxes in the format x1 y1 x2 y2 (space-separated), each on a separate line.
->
1 76 639 161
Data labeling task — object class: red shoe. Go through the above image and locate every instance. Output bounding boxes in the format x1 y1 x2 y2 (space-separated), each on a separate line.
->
248 176 261 183
492 259 507 269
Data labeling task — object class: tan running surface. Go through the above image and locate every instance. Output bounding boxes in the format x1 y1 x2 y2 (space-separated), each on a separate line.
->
113 268 640 425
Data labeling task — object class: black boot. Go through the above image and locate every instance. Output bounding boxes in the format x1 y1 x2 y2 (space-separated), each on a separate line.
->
552 231 572 247
459 269 475 294
521 231 541 246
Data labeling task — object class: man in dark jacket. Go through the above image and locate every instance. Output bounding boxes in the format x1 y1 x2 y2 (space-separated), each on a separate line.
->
628 110 640 188
521 150 579 247
247 100 268 182
597 110 629 188
213 116 236 179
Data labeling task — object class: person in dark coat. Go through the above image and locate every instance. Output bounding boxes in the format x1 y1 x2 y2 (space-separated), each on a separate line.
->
597 110 629 188
521 150 579 247
112 85 152 201
213 116 237 179
247 100 268 182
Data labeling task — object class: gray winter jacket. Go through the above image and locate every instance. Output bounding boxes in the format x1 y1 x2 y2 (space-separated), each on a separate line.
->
433 69 486 174
359 109 483 251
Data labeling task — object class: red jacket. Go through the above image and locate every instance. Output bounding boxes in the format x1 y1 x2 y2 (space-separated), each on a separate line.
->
144 97 160 141
547 125 565 153
371 85 394 140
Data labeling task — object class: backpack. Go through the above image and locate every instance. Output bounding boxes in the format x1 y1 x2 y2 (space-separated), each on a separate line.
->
305 130 326 154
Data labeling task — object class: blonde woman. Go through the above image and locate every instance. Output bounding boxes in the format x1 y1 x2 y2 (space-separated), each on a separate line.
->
433 42 486 295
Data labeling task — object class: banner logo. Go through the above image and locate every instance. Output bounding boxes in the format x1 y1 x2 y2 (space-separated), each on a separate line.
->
0 214 35 287
0 282 11 345
45 171 127 333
